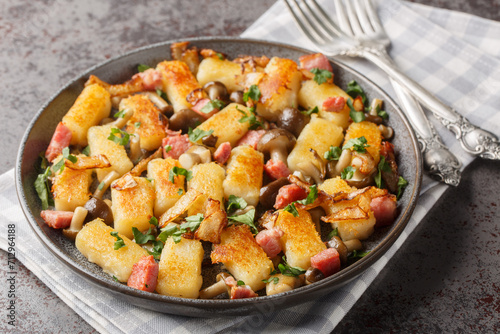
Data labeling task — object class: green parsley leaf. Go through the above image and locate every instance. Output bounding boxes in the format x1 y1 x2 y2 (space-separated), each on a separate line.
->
376 105 388 120
301 106 319 116
52 158 65 174
349 250 370 259
82 146 90 156
39 151 49 170
347 99 365 123
397 176 408 199
327 228 339 240
147 240 164 260
262 276 280 284
137 64 151 72
149 216 158 226
110 231 126 250
374 156 391 189
297 185 318 206
97 181 105 191
108 128 130 146
346 80 367 105
168 166 193 183
114 109 127 118
236 280 245 286
324 145 342 161
132 227 156 245
113 275 119 282
278 256 306 277
34 166 53 210
310 68 333 85
188 128 214 143
156 89 168 101
134 122 141 128
228 208 258 234
283 203 299 217
226 195 248 214
341 166 356 180
177 188 183 195
236 106 263 130
342 136 370 153
216 52 224 60
157 214 204 244
243 84 261 103
200 99 225 114
164 145 172 153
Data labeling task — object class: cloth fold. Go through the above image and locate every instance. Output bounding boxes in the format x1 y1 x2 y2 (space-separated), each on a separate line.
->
2 1 500 333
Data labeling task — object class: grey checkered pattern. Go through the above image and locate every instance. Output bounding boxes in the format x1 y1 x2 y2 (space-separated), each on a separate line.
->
1 0 500 333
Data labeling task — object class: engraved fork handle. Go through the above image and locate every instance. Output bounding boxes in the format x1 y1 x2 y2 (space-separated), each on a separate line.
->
390 77 461 186
359 49 500 160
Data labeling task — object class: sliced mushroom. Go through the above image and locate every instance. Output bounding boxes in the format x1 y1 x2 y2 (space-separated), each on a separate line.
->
378 124 394 140
259 177 290 210
304 267 325 285
203 81 229 102
84 197 114 226
109 108 134 129
326 236 348 264
169 108 205 132
344 239 363 252
93 170 120 199
202 134 218 147
276 107 310 137
139 92 173 116
308 207 326 233
178 145 212 170
266 274 304 296
129 134 143 163
199 272 232 299
296 148 326 184
257 129 296 164
62 206 88 240
369 98 383 116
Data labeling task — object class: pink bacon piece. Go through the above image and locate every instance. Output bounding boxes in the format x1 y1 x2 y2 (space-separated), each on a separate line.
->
236 130 266 150
322 96 345 112
310 248 341 278
255 227 284 259
133 68 163 91
224 276 258 300
162 132 192 159
264 159 291 180
40 210 73 229
371 195 397 227
127 255 159 292
191 98 219 119
274 184 307 210
214 142 231 165
299 53 333 72
45 122 72 162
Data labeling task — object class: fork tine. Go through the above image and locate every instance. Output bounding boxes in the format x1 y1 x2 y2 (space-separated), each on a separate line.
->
306 0 347 38
344 0 364 36
362 0 386 35
333 0 353 36
353 0 375 34
284 0 327 45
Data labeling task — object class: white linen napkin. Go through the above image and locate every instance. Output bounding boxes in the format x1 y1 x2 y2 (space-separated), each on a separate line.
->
2 1 500 333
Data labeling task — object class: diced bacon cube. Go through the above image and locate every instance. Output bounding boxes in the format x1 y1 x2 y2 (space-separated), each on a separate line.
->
236 130 266 150
214 142 232 164
255 227 284 258
310 248 341 277
45 122 72 162
371 195 398 227
162 134 192 159
322 96 345 112
127 255 159 292
224 276 258 299
191 98 218 119
134 68 163 91
264 159 291 180
40 210 73 229
299 53 333 72
274 184 307 210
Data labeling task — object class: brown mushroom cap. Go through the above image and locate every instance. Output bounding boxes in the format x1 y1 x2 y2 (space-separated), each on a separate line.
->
276 107 310 137
259 177 290 210
203 81 229 102
169 108 205 132
84 197 113 226
257 129 296 163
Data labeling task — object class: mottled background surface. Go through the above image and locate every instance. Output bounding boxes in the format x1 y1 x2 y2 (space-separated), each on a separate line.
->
1 0 499 333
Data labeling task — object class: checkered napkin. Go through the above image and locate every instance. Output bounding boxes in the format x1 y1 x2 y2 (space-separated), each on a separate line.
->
1 1 500 333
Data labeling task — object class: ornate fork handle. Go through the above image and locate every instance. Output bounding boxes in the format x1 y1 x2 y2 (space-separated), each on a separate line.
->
391 78 461 186
357 48 500 160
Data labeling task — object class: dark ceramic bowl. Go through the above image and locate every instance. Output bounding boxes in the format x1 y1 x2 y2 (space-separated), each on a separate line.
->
16 37 422 317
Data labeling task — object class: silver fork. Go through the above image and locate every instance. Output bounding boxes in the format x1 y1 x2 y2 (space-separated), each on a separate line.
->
333 0 461 185
284 0 500 161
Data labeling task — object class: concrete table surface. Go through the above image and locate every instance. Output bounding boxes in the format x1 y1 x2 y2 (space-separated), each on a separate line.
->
1 0 499 333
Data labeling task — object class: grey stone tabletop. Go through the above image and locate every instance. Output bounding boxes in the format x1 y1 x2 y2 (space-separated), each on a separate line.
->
1 0 499 333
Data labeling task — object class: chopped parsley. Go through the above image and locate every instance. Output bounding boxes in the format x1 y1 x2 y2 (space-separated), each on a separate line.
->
327 228 339 240
134 122 141 128
301 106 319 116
226 195 247 213
243 84 261 103
132 227 156 245
52 147 78 174
110 231 126 250
236 106 263 130
228 208 258 234
347 99 365 123
342 137 370 153
108 128 130 146
164 145 172 153
200 99 225 114
262 276 280 284
168 166 193 183
341 166 356 180
156 89 168 101
34 166 53 210
97 181 105 191
82 146 90 156
114 109 127 118
157 213 204 244
296 185 318 206
374 156 391 189
375 105 388 119
324 145 342 161
278 256 306 277
216 52 224 60
397 176 408 199
346 80 367 105
283 203 299 217
236 280 245 286
147 240 164 260
310 68 333 85
113 275 119 282
188 128 214 143
149 216 159 226
177 188 184 195
348 250 370 259
137 64 151 72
